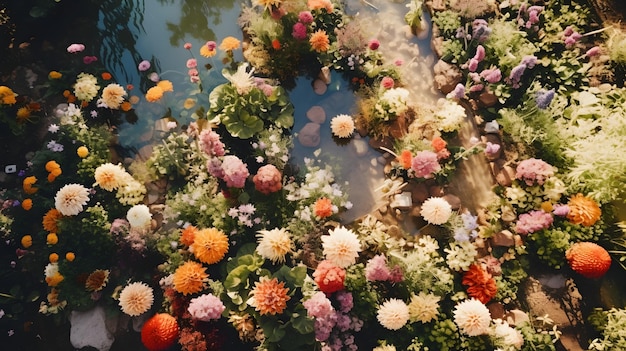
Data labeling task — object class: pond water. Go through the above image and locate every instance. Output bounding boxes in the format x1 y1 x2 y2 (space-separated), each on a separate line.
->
96 0 446 223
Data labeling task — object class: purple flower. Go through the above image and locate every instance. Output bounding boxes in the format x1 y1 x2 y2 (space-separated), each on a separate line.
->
199 129 225 157
553 204 570 216
535 89 555 109
515 210 553 235
508 63 526 88
521 55 537 68
365 255 391 282
67 43 85 53
292 22 308 40
46 140 64 152
138 60 151 71
484 141 500 156
480 68 502 83
207 157 225 179
83 56 98 64
467 58 479 72
411 150 441 178
298 11 314 24
472 19 491 41
447 83 465 99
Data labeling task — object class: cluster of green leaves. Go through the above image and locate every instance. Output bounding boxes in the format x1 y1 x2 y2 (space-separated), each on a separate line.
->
587 307 626 350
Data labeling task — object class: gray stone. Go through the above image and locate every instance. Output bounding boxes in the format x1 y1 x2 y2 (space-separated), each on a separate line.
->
70 306 115 351
313 79 327 95
390 192 413 210
352 139 369 156
298 123 321 147
306 106 326 124
505 309 530 327
433 60 463 94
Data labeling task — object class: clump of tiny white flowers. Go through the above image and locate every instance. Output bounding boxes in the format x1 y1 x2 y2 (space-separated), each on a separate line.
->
434 98 466 132
444 240 478 271
375 87 410 120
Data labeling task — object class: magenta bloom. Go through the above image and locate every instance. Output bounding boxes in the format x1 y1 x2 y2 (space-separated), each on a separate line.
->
83 56 98 64
473 45 485 62
199 129 225 157
515 210 553 235
67 43 85 53
292 22 308 40
188 293 225 321
186 58 197 69
365 255 391 282
221 155 249 188
381 76 394 89
467 58 479 72
586 46 601 57
553 204 570 216
411 150 441 178
188 68 199 77
206 40 217 51
207 157 225 179
298 11 314 24
303 292 334 318
138 60 151 72
480 68 502 83
515 158 554 186
368 39 380 50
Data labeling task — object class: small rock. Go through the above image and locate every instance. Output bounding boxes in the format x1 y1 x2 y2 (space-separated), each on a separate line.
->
479 90 498 107
492 230 515 247
410 183 429 203
313 79 327 95
487 302 506 320
505 309 530 327
496 165 516 187
298 123 321 147
70 306 115 351
442 194 462 210
433 60 463 94
306 106 326 124
318 66 331 84
390 192 413 210
352 139 369 156
538 274 567 289
484 120 500 134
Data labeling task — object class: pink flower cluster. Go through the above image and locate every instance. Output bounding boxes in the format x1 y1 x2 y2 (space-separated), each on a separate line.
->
380 76 394 89
303 292 334 318
310 291 362 350
313 260 346 294
67 43 85 53
221 155 250 188
517 4 544 30
365 255 390 281
562 26 582 48
411 150 441 178
199 129 226 157
292 11 313 40
187 293 225 321
515 158 554 186
252 164 282 195
515 210 554 235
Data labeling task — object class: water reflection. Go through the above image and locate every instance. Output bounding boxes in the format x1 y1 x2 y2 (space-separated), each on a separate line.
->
160 0 236 46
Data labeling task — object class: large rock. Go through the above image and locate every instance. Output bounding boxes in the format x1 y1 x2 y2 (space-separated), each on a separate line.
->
306 106 326 124
70 306 115 351
433 60 463 94
298 123 321 147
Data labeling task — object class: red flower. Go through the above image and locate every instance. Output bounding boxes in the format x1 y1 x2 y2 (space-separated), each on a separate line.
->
313 260 345 294
272 39 281 50
566 242 612 279
141 313 180 351
462 264 497 304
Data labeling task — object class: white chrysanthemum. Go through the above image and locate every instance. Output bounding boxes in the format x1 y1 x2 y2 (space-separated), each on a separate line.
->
421 197 453 225
54 183 90 216
94 163 127 191
118 282 154 316
321 226 362 268
73 73 100 102
493 319 524 349
126 204 152 229
44 263 59 278
256 228 294 263
408 292 441 323
223 62 256 95
377 298 410 330
330 114 355 138
453 298 491 336
100 83 127 109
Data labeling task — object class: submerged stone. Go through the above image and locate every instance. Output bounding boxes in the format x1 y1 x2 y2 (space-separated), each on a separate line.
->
298 123 321 147
306 106 326 124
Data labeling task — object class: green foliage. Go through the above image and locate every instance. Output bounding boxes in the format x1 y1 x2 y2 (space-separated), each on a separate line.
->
587 307 626 350
432 10 462 37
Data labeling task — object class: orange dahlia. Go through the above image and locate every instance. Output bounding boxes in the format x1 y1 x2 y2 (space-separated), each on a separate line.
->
180 226 198 246
566 242 611 279
85 269 110 292
141 313 180 351
249 277 290 315
462 264 497 304
43 209 63 233
173 261 208 295
191 228 229 264
566 193 601 226
309 29 330 53
23 176 38 194
314 197 333 218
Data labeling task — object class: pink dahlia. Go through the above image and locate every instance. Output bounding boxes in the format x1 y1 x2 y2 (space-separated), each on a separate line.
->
253 164 282 195
411 151 441 178
221 155 249 188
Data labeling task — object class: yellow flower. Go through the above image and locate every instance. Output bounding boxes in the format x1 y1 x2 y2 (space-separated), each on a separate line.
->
47 233 59 245
309 29 330 53
17 107 31 123
183 98 196 109
567 193 601 226
173 261 209 295
77 146 89 158
45 160 61 172
191 228 229 264
200 45 216 58
0 86 17 105
49 253 59 263
146 86 164 102
65 252 75 261
219 36 241 51
156 80 173 92
21 235 33 248
46 272 64 287
48 71 62 79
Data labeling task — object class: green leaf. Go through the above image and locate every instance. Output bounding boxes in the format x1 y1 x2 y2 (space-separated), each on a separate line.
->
291 312 315 334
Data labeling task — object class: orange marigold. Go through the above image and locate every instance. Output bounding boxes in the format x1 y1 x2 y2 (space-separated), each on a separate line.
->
399 150 412 169
431 136 447 152
249 277 290 315
462 264 497 304
141 313 180 351
567 193 601 226
120 101 132 111
314 197 333 218
156 80 174 92
46 272 64 287
172 261 209 295
48 71 62 79
219 36 241 51
65 252 75 261
46 233 58 245
17 107 31 122
21 235 33 248
180 226 198 246
45 160 61 172
101 72 112 80
191 228 229 264
309 29 330 53
22 198 33 211
146 86 164 102
566 242 612 279
49 253 59 263
23 176 38 194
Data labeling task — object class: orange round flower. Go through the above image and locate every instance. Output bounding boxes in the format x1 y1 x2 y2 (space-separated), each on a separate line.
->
23 176 38 194
47 233 58 245
146 86 164 102
77 146 89 158
180 226 198 246
156 80 174 92
431 136 447 152
21 235 33 248
120 101 132 111
48 71 62 79
22 198 33 211
45 160 61 172
219 36 241 51
272 39 281 50
191 228 229 264
566 193 601 226
309 29 330 53
314 197 333 218
249 277 290 315
49 253 59 263
43 209 63 232
173 261 209 295
462 264 497 304
399 150 412 169
141 313 180 351
101 72 112 80
66 252 75 261
566 242 612 279
17 107 31 122
46 272 64 287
